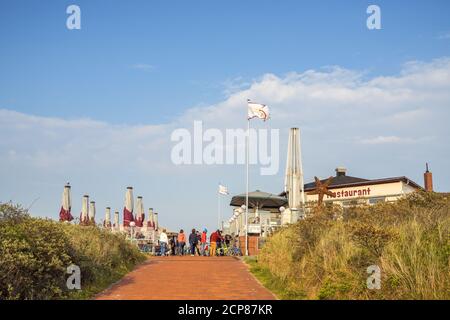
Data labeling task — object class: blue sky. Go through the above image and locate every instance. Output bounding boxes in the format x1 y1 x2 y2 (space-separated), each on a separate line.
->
1 0 449 122
1 0 450 232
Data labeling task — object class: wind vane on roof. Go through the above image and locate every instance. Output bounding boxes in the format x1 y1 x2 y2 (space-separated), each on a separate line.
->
307 176 336 206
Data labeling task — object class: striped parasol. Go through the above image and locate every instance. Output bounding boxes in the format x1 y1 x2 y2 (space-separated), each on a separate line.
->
135 196 144 227
59 183 74 222
123 187 134 227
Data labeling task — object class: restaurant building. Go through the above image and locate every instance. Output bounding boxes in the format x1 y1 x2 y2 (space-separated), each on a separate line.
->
227 165 432 255
304 166 428 207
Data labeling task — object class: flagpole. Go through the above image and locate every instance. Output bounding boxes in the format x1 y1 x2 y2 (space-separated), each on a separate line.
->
299 129 305 207
245 117 249 256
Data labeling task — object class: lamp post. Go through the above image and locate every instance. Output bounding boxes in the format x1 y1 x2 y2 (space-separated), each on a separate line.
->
147 208 156 255
241 204 248 255
232 209 239 236
279 206 285 228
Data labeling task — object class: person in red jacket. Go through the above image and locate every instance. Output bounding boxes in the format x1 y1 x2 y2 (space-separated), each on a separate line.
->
200 229 207 256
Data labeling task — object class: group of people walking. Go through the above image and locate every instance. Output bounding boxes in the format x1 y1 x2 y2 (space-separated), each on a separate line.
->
158 228 236 257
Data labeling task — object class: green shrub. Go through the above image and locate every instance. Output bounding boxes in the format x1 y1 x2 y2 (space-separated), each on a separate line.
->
0 203 145 300
348 222 392 258
0 202 29 222
253 192 450 300
0 216 72 299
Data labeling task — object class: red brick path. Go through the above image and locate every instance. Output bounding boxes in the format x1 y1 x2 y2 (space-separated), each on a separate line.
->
96 256 276 300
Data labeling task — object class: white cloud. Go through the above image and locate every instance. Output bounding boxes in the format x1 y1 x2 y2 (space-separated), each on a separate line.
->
385 108 429 126
437 31 450 40
1 57 450 228
222 76 252 96
0 109 168 172
358 136 424 145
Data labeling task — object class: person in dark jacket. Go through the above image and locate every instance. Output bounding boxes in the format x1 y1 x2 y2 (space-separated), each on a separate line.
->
189 228 198 256
195 231 201 255
224 234 232 246
169 236 177 255
216 230 224 256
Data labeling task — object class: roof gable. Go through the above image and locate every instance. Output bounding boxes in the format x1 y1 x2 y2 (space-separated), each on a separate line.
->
304 176 423 191
304 175 369 190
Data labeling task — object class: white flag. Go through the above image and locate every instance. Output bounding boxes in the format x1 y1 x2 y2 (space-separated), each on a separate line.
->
248 99 270 121
219 184 229 195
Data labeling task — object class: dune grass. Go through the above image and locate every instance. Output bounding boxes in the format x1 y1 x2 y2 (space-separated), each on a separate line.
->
249 192 450 300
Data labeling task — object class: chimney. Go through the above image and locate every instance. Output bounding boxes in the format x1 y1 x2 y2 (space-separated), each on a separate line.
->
424 163 433 192
335 167 347 177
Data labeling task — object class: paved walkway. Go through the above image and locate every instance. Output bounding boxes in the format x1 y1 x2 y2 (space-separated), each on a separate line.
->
96 256 276 300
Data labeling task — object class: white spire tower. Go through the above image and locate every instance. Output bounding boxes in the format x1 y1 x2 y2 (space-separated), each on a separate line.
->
104 207 111 228
284 128 305 223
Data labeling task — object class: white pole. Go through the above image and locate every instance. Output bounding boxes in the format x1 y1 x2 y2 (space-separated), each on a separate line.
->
218 188 221 230
245 118 249 256
299 129 306 208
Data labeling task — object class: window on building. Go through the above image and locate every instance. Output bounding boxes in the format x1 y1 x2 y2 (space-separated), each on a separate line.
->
342 200 359 207
368 197 386 204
